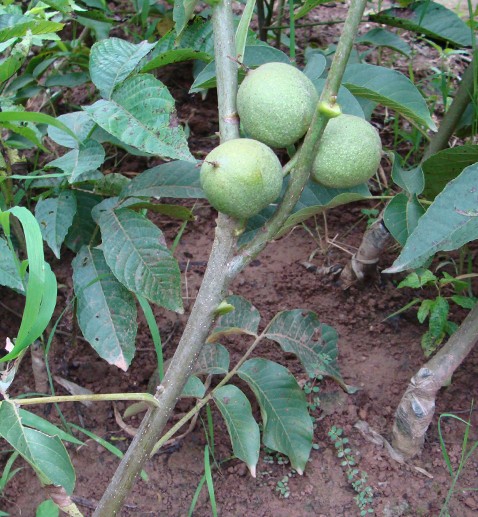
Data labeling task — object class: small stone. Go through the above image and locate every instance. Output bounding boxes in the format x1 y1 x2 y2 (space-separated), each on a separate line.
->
464 496 478 509
347 404 358 420
236 463 248 477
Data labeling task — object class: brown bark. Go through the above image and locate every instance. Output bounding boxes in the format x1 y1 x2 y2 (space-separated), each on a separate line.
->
392 303 478 459
339 217 391 288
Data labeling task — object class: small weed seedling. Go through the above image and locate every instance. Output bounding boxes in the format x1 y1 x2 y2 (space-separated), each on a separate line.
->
304 371 322 452
275 471 296 499
328 426 374 516
388 268 477 356
438 408 478 517
263 447 290 466
360 208 380 228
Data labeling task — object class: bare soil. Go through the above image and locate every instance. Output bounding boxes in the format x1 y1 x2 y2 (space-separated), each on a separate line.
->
2 201 478 517
1 3 478 516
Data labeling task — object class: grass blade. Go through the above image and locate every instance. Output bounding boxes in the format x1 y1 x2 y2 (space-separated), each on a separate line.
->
69 424 148 482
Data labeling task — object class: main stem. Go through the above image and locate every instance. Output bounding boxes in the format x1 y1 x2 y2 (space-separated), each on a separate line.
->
93 1 367 514
93 2 240 514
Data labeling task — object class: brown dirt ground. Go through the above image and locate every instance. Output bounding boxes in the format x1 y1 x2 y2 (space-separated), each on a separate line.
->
2 202 478 517
1 3 478 516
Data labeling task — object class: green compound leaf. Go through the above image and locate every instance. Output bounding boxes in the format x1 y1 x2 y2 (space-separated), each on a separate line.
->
36 500 59 517
0 32 31 83
121 201 193 221
98 208 183 313
64 191 102 253
213 385 260 475
47 112 96 149
84 74 193 162
370 1 472 48
207 295 261 343
0 16 64 43
235 0 256 61
181 375 206 398
238 358 313 474
0 238 24 292
90 37 156 99
391 155 424 196
2 121 46 151
2 263 57 362
304 52 327 82
35 190 77 259
142 18 214 72
0 111 78 142
72 246 138 371
194 343 230 375
383 192 425 246
19 409 83 446
356 28 411 57
264 309 347 389
398 269 437 289
119 161 204 200
173 0 199 38
143 48 211 70
0 401 75 494
417 299 433 324
343 63 437 131
294 0 330 20
93 173 130 197
44 72 89 88
45 140 105 183
451 295 477 310
276 181 371 239
386 163 478 273
423 296 449 356
422 145 478 200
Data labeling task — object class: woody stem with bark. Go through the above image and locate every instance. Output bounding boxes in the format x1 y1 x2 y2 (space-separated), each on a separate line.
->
93 2 240 513
93 0 367 514
392 303 478 459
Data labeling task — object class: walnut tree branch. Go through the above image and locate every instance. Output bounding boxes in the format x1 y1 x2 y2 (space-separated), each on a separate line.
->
93 1 368 513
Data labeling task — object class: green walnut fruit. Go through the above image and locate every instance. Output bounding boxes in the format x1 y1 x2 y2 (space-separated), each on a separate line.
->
200 138 283 219
237 62 318 149
312 114 382 188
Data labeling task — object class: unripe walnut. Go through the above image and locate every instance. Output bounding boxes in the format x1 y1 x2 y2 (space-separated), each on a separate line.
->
237 62 318 148
200 138 283 220
312 115 382 188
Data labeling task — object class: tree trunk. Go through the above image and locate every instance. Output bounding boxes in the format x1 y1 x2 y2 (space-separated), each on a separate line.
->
339 216 391 288
392 303 478 459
